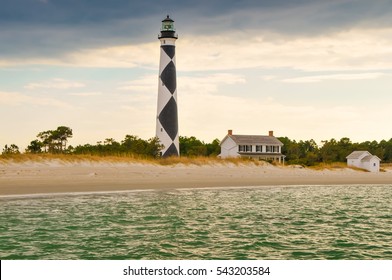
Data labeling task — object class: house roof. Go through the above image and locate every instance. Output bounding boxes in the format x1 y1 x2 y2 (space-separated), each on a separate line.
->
228 135 283 146
346 151 370 159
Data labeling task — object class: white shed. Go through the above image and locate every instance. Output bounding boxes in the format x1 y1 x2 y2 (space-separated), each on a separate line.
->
346 151 381 172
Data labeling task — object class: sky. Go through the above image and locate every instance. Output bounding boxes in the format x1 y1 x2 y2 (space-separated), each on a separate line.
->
1 0 392 150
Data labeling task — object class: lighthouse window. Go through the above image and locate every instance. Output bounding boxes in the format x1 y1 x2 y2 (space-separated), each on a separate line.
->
163 40 166 44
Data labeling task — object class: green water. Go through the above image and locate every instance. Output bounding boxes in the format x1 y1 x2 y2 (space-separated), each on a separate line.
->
0 185 391 259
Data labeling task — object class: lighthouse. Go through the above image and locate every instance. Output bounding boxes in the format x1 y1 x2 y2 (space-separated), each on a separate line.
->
156 15 179 157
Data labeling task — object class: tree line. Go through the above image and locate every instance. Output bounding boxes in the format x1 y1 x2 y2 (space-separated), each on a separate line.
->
1 126 220 158
278 137 392 165
2 126 392 164
70 135 163 157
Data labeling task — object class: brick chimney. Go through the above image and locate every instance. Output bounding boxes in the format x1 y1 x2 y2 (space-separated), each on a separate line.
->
228 129 233 135
269 130 274 137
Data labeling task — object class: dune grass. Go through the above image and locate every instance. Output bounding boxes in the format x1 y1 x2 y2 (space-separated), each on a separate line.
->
312 162 392 172
380 163 392 172
309 162 347 170
0 153 153 165
308 162 369 172
157 155 267 166
0 153 268 166
2 154 388 170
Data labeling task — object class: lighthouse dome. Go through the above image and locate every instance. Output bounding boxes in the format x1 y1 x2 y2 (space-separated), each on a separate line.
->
159 15 178 39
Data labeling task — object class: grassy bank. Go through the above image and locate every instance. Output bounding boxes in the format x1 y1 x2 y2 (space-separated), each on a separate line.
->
0 153 266 166
2 154 389 171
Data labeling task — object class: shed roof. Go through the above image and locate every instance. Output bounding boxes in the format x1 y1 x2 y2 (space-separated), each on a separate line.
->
361 155 381 162
346 151 370 159
229 135 283 146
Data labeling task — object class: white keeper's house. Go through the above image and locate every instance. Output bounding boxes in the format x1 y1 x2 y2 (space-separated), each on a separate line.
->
346 151 381 172
219 130 285 163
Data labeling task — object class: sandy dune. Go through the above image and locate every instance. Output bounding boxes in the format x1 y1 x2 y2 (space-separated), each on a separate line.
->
0 160 391 196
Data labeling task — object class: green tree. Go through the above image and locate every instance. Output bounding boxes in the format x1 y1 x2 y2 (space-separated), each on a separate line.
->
319 138 339 162
179 136 207 156
336 137 353 161
54 126 73 151
26 140 44 153
72 134 163 158
380 139 392 162
2 144 20 155
145 137 164 158
206 138 221 156
37 130 53 152
278 137 301 163
121 135 147 155
36 126 73 153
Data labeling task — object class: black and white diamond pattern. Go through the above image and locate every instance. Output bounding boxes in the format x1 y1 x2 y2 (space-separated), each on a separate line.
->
160 61 176 94
156 41 179 157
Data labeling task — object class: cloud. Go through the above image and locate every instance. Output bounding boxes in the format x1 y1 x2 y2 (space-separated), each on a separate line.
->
177 28 392 71
68 92 102 96
282 72 388 83
4 26 391 74
169 72 392 142
118 73 245 95
117 75 157 92
64 43 158 68
178 88 392 143
0 91 70 107
2 1 392 62
2 1 392 147
3 1 392 32
24 78 85 90
179 73 246 96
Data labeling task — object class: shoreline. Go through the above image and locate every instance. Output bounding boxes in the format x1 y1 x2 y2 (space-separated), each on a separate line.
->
1 160 391 196
0 183 390 199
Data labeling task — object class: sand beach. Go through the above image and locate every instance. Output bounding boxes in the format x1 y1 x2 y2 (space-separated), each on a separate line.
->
1 159 391 196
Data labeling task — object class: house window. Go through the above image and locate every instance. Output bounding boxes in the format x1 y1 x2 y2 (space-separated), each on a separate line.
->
239 145 252 152
256 145 262 152
266 146 272 153
266 146 279 153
